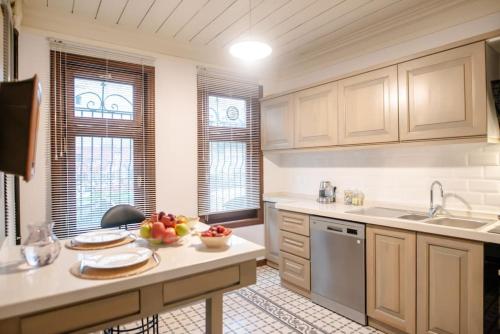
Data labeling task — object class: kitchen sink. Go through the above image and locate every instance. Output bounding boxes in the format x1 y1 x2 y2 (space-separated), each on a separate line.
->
398 214 428 221
426 217 490 229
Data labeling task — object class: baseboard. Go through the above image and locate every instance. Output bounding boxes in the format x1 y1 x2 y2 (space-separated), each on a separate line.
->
266 260 278 269
281 280 311 298
368 317 408 334
256 259 267 267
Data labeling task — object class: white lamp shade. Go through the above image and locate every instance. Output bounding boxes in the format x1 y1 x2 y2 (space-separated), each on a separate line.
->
229 41 272 61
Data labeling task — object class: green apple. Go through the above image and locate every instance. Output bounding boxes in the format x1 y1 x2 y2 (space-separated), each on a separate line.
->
175 223 190 237
139 224 152 239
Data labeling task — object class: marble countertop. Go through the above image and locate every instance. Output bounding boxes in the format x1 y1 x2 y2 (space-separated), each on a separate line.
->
0 224 264 319
264 193 500 244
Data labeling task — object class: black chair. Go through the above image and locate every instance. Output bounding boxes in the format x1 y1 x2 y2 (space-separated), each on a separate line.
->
101 205 159 334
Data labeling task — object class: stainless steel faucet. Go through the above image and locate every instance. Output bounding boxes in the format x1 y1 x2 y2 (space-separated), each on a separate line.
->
429 180 444 218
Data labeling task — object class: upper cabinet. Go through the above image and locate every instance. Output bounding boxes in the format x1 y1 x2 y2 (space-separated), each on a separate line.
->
398 42 487 141
338 66 399 145
261 94 294 150
260 39 499 151
294 83 338 148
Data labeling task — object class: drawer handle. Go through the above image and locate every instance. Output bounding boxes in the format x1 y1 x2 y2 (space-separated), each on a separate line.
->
284 238 304 248
284 218 302 224
285 261 303 273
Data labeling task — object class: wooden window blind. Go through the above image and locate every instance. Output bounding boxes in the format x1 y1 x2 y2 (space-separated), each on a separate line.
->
50 45 156 238
197 67 262 224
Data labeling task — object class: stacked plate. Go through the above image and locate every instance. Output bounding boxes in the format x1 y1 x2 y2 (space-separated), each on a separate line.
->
81 247 153 270
74 230 130 245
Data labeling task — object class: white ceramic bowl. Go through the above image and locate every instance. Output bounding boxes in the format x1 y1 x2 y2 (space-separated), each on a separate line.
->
198 233 232 248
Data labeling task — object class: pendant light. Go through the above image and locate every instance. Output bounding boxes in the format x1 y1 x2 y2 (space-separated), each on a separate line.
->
229 0 272 61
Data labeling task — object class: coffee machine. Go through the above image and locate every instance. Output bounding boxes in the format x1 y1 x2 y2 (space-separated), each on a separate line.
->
317 181 336 203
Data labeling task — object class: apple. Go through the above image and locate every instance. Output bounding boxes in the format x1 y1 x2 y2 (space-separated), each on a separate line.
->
161 215 176 228
151 221 166 239
176 215 188 225
150 213 158 223
162 227 178 244
175 223 190 237
139 223 152 238
158 211 166 221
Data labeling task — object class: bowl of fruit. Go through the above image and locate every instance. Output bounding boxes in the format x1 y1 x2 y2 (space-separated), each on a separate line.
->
140 211 191 245
198 225 233 248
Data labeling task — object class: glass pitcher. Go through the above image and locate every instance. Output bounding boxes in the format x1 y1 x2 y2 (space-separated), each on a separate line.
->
21 222 61 266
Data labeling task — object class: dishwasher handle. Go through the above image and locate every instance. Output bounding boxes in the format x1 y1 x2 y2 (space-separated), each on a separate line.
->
327 226 343 233
311 217 365 239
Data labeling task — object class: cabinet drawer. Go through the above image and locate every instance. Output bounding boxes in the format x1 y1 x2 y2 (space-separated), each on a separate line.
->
279 211 309 236
280 251 311 291
280 230 310 259
20 291 140 334
163 265 240 304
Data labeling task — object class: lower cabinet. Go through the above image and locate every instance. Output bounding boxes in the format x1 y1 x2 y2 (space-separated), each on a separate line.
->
279 251 311 292
416 234 483 334
367 226 484 334
278 210 311 296
366 226 416 334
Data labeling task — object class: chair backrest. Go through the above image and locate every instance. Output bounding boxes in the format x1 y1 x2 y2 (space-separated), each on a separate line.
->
101 204 145 229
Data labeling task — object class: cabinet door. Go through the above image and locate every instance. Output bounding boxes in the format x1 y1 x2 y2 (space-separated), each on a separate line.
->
398 42 486 141
366 226 416 334
338 66 399 145
417 234 483 334
280 251 310 291
279 230 310 259
264 202 280 265
278 210 310 236
294 83 338 148
261 94 294 150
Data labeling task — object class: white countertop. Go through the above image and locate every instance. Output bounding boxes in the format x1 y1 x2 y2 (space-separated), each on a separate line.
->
264 193 500 244
0 225 264 319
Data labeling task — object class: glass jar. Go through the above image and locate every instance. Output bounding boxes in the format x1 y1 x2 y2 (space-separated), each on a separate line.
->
344 190 353 205
21 222 61 267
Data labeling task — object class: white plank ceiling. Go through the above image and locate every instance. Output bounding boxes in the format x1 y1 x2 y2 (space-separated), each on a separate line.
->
22 0 480 69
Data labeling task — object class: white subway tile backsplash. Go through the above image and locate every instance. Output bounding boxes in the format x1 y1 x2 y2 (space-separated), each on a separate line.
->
467 152 499 166
468 180 500 193
485 194 500 207
264 142 500 213
485 166 500 180
452 167 484 178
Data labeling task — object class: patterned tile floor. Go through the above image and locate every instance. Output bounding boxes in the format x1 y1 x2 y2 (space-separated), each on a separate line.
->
149 265 382 334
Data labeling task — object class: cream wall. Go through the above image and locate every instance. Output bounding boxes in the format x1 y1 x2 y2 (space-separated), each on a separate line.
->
261 12 500 216
17 28 265 247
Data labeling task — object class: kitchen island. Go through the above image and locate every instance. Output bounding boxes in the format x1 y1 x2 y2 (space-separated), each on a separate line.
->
0 227 264 334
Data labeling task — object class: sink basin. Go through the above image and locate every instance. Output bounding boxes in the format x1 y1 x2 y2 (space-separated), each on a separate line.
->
427 217 489 229
398 214 428 221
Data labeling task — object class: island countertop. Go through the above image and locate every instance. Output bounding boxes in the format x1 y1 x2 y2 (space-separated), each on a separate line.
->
0 225 265 320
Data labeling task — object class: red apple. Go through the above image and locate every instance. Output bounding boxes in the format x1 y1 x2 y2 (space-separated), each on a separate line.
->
161 215 176 228
162 227 178 244
151 221 166 239
151 213 158 223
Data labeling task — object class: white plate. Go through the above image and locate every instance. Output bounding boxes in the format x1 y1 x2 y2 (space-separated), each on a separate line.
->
74 230 129 245
82 247 153 269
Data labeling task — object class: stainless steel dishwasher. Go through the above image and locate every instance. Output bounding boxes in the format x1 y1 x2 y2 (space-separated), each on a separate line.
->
310 216 366 325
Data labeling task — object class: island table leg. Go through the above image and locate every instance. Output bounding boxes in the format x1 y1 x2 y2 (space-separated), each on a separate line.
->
206 293 223 334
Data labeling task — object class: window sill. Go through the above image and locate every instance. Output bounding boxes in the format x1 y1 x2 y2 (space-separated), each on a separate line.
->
218 217 263 229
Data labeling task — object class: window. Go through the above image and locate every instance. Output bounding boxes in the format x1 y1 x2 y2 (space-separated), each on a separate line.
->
197 68 262 225
50 50 155 238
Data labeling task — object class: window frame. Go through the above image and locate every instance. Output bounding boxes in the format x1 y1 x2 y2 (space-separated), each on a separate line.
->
197 84 263 227
50 51 155 237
